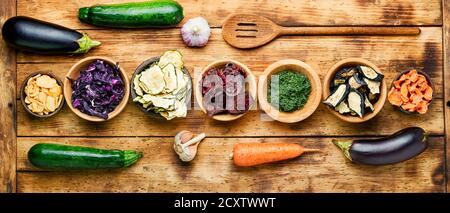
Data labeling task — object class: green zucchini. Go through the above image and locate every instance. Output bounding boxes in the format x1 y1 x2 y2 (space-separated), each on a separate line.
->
78 0 184 28
28 143 143 170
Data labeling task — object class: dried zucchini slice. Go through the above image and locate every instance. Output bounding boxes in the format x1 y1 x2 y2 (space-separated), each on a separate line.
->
133 73 144 97
158 50 183 69
140 65 165 95
162 64 178 93
142 95 175 110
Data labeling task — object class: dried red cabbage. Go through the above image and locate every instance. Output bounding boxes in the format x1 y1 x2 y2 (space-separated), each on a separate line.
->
69 60 124 119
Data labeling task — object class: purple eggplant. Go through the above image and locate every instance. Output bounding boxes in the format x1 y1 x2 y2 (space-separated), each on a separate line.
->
2 16 100 54
333 127 428 165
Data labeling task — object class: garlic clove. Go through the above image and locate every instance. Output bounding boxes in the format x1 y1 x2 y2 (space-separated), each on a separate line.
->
179 130 194 143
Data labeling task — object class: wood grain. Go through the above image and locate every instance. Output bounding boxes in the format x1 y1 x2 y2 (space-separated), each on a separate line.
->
17 0 443 29
443 0 450 192
16 137 445 192
17 28 444 69
16 28 444 137
11 0 448 193
0 0 16 193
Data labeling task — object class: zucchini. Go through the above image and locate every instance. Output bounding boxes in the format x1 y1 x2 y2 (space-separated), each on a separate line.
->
28 143 143 170
78 0 184 28
2 16 100 54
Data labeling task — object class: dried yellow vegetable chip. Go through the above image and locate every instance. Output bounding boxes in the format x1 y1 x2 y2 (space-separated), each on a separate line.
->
24 96 31 104
57 95 63 107
45 96 57 112
37 92 47 104
30 102 44 113
36 75 57 88
24 74 62 114
49 85 62 97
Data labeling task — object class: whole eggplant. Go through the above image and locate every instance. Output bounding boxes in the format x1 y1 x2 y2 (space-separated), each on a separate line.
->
333 127 427 165
1 16 100 54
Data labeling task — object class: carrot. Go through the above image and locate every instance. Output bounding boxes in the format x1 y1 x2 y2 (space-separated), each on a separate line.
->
389 69 433 114
388 88 403 106
232 143 319 167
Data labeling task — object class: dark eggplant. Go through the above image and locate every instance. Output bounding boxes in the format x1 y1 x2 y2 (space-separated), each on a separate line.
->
364 95 374 111
333 127 428 165
1 16 100 54
335 101 351 114
348 73 366 89
363 78 381 95
358 65 384 82
330 67 356 91
323 84 350 108
347 89 365 117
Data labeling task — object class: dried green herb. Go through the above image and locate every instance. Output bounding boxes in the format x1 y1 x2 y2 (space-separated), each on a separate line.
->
268 70 311 112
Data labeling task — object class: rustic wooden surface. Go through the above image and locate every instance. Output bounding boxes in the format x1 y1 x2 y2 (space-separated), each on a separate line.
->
443 0 450 193
0 0 16 193
15 137 445 192
0 0 448 192
15 28 445 137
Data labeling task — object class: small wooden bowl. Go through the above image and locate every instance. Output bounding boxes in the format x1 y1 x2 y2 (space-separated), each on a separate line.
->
323 58 387 123
130 57 192 119
194 59 257 121
258 60 322 123
20 72 64 118
390 69 434 114
64 57 130 122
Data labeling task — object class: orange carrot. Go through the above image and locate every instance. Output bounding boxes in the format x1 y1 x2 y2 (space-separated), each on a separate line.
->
232 143 319 167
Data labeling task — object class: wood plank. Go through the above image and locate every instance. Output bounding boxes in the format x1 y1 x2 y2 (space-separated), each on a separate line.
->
17 28 443 66
0 0 16 193
16 28 444 137
16 137 445 192
443 0 450 193
17 0 443 29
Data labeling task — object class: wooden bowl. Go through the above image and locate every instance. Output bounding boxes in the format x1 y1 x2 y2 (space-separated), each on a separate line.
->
323 58 387 123
258 59 322 123
130 57 192 120
390 69 434 114
20 72 64 118
194 59 257 121
64 56 130 122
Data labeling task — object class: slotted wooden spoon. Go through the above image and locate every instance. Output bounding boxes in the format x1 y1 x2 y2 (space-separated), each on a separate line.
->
222 14 421 49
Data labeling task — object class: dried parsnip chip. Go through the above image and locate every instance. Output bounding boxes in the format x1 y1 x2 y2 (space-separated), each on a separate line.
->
24 74 63 114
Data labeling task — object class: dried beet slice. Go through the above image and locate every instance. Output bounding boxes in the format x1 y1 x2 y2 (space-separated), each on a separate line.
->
202 62 251 116
203 87 226 117
228 91 253 114
201 69 224 96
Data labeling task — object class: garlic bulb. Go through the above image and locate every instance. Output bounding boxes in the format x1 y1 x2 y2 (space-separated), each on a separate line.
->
181 17 211 47
174 130 206 162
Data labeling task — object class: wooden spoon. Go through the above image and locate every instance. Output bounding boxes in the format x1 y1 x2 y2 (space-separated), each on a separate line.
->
222 14 421 49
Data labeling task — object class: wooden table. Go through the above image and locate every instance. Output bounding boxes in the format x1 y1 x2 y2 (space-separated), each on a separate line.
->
1 0 449 193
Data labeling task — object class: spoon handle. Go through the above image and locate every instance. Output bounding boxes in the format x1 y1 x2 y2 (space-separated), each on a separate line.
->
279 26 421 36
